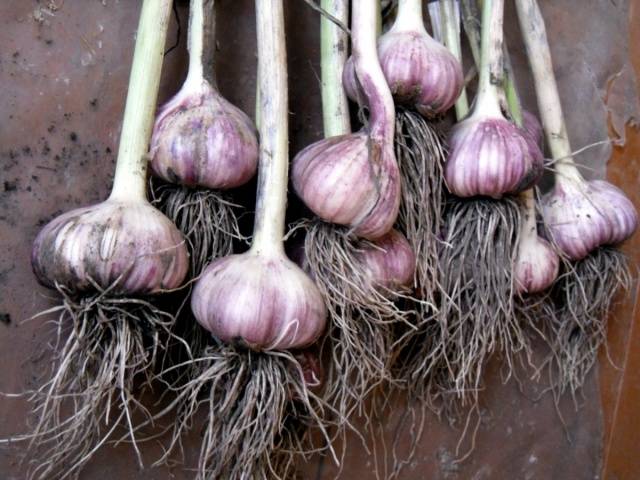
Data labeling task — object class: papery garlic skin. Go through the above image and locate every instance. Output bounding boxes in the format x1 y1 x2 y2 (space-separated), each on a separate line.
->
543 179 638 261
378 30 462 116
342 32 462 117
291 132 401 240
445 115 544 198
359 229 416 289
150 80 258 189
32 200 189 294
515 234 559 294
191 252 327 350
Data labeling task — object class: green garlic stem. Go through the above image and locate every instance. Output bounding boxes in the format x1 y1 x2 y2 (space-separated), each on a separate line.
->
251 0 288 254
460 0 481 67
515 0 582 183
320 0 351 137
474 0 504 117
440 0 469 119
503 44 523 127
109 0 173 202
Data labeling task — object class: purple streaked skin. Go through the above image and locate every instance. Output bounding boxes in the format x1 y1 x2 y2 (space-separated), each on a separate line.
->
445 116 544 199
291 132 400 240
514 234 559 294
342 31 463 117
543 179 638 261
31 200 189 294
150 80 258 190
191 252 327 351
359 229 416 289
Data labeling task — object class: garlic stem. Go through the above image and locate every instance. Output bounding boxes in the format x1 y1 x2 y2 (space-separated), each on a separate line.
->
251 0 288 255
185 0 216 89
109 0 173 202
520 188 537 236
515 0 582 183
474 0 504 117
502 44 523 127
394 0 426 33
427 3 443 42
460 0 481 68
440 0 469 118
353 0 396 142
320 0 351 137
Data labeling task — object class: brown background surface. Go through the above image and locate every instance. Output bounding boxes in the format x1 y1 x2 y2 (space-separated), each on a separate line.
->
0 1 638 479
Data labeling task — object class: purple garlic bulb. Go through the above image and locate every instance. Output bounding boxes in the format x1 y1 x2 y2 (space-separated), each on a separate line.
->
291 132 401 240
32 200 189 294
445 114 544 199
359 229 416 289
543 178 637 260
342 20 462 117
514 234 559 294
191 251 327 351
150 79 258 189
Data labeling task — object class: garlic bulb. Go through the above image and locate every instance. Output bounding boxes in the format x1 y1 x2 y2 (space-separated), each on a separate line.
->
444 0 543 199
343 0 462 116
150 79 258 189
293 0 400 241
515 234 559 294
32 200 189 293
445 114 544 198
359 229 415 289
291 132 400 240
514 191 559 294
191 252 327 350
543 178 637 261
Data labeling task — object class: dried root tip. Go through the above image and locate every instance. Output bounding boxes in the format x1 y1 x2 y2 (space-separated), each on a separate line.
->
541 247 631 399
155 345 334 480
300 220 414 426
151 180 245 276
24 287 174 480
402 197 524 410
394 108 446 309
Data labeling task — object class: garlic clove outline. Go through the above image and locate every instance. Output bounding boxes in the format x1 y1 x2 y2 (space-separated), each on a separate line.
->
291 132 401 240
32 200 189 294
191 251 327 351
543 178 638 261
444 114 544 199
358 229 416 289
150 79 258 190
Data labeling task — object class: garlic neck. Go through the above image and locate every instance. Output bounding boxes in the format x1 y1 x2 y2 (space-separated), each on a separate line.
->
109 0 173 202
394 0 427 33
515 0 584 185
251 0 287 256
473 0 504 120
353 0 395 142
185 0 217 91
